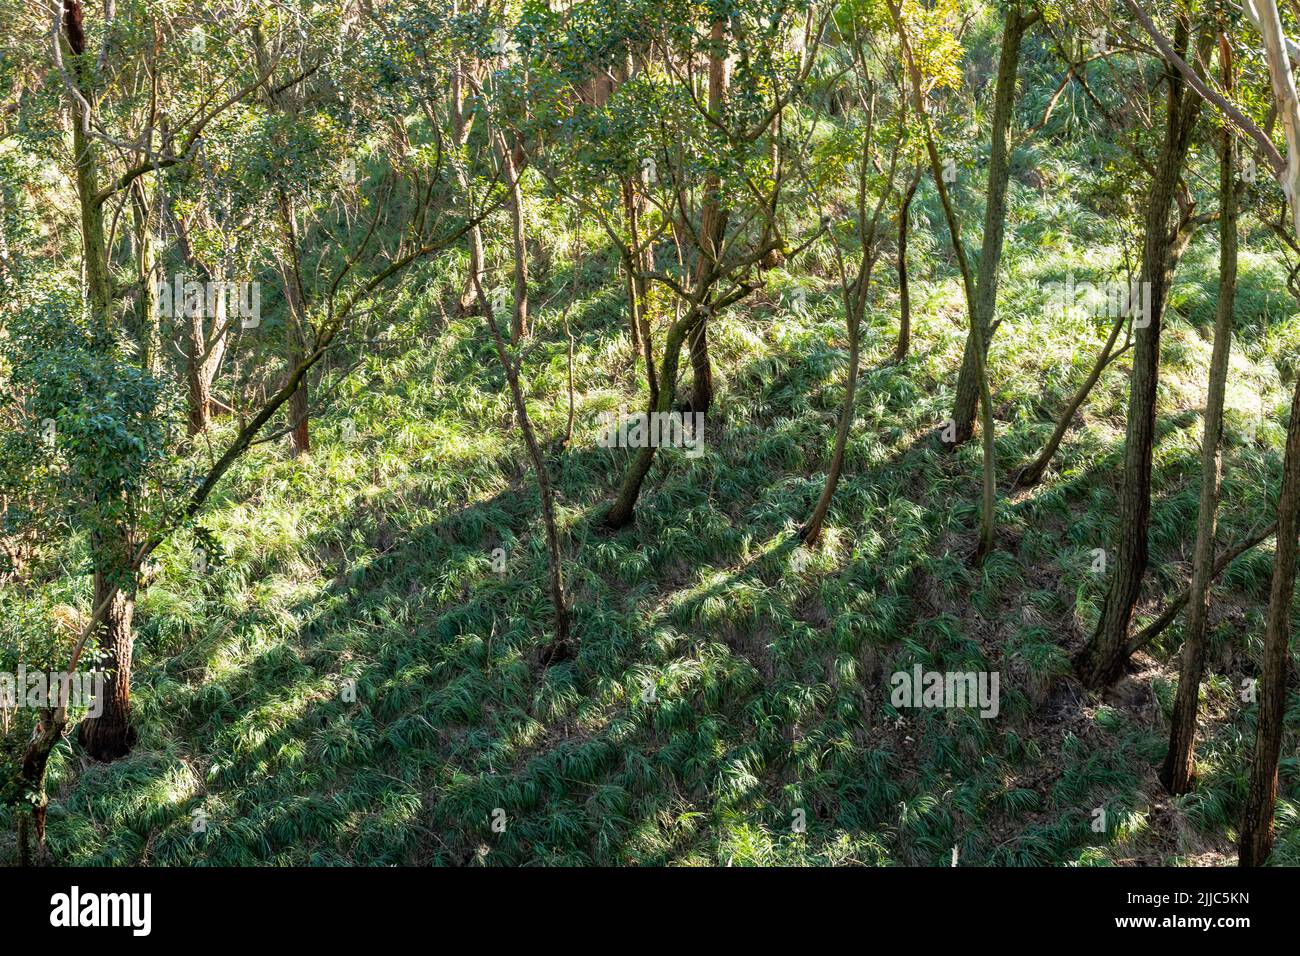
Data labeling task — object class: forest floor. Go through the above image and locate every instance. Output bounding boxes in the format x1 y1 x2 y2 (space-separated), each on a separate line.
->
6 166 1300 866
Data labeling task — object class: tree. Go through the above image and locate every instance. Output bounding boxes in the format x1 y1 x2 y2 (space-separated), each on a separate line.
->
1075 8 1210 688
1161 26 1238 796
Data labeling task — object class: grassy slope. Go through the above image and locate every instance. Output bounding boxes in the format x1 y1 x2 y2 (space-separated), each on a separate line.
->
8 146 1300 867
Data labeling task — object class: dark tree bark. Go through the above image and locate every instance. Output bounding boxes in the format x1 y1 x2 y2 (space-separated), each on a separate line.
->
605 313 699 528
472 277 569 659
17 709 64 865
1239 370 1300 865
1075 20 1209 689
502 137 529 342
893 167 921 364
1015 310 1131 488
1162 40 1237 794
687 17 729 416
77 543 139 761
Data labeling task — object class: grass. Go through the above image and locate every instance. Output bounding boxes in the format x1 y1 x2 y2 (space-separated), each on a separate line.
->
3 144 1300 868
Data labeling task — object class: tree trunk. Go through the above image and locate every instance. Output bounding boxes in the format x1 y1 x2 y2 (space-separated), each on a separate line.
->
168 198 227 435
277 190 310 457
802 268 873 546
687 17 728 416
605 313 698 528
66 5 112 328
472 278 569 659
451 27 485 315
62 2 140 764
893 168 921 363
503 138 529 342
948 7 1030 446
1015 310 1130 488
1075 22 1206 689
1239 370 1300 864
1162 48 1237 795
78 549 139 761
130 180 161 376
17 711 62 865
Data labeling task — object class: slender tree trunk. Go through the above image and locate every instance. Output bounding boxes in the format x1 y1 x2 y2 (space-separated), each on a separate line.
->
605 313 698 528
451 27 484 315
687 17 728 416
1234 0 1300 867
1126 522 1277 656
67 11 111 328
622 176 658 404
1162 49 1237 795
948 7 1030 446
1015 310 1130 488
802 268 873 546
130 180 161 376
277 190 310 456
893 168 921 363
471 277 569 659
1075 22 1206 688
622 179 643 356
167 196 225 434
503 138 529 342
1240 371 1300 864
923 127 996 561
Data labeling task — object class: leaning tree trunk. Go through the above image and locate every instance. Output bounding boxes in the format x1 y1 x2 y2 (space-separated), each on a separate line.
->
948 6 1030 446
1015 309 1130 488
605 312 699 528
1162 45 1237 796
1075 23 1206 689
17 711 61 865
472 278 569 659
802 268 873 546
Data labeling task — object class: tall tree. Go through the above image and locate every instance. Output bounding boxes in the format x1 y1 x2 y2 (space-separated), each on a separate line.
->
1075 12 1210 688
1161 28 1238 796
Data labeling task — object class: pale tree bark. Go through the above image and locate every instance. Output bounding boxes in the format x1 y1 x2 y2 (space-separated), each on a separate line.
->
167 195 228 435
129 179 161 376
499 135 529 342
